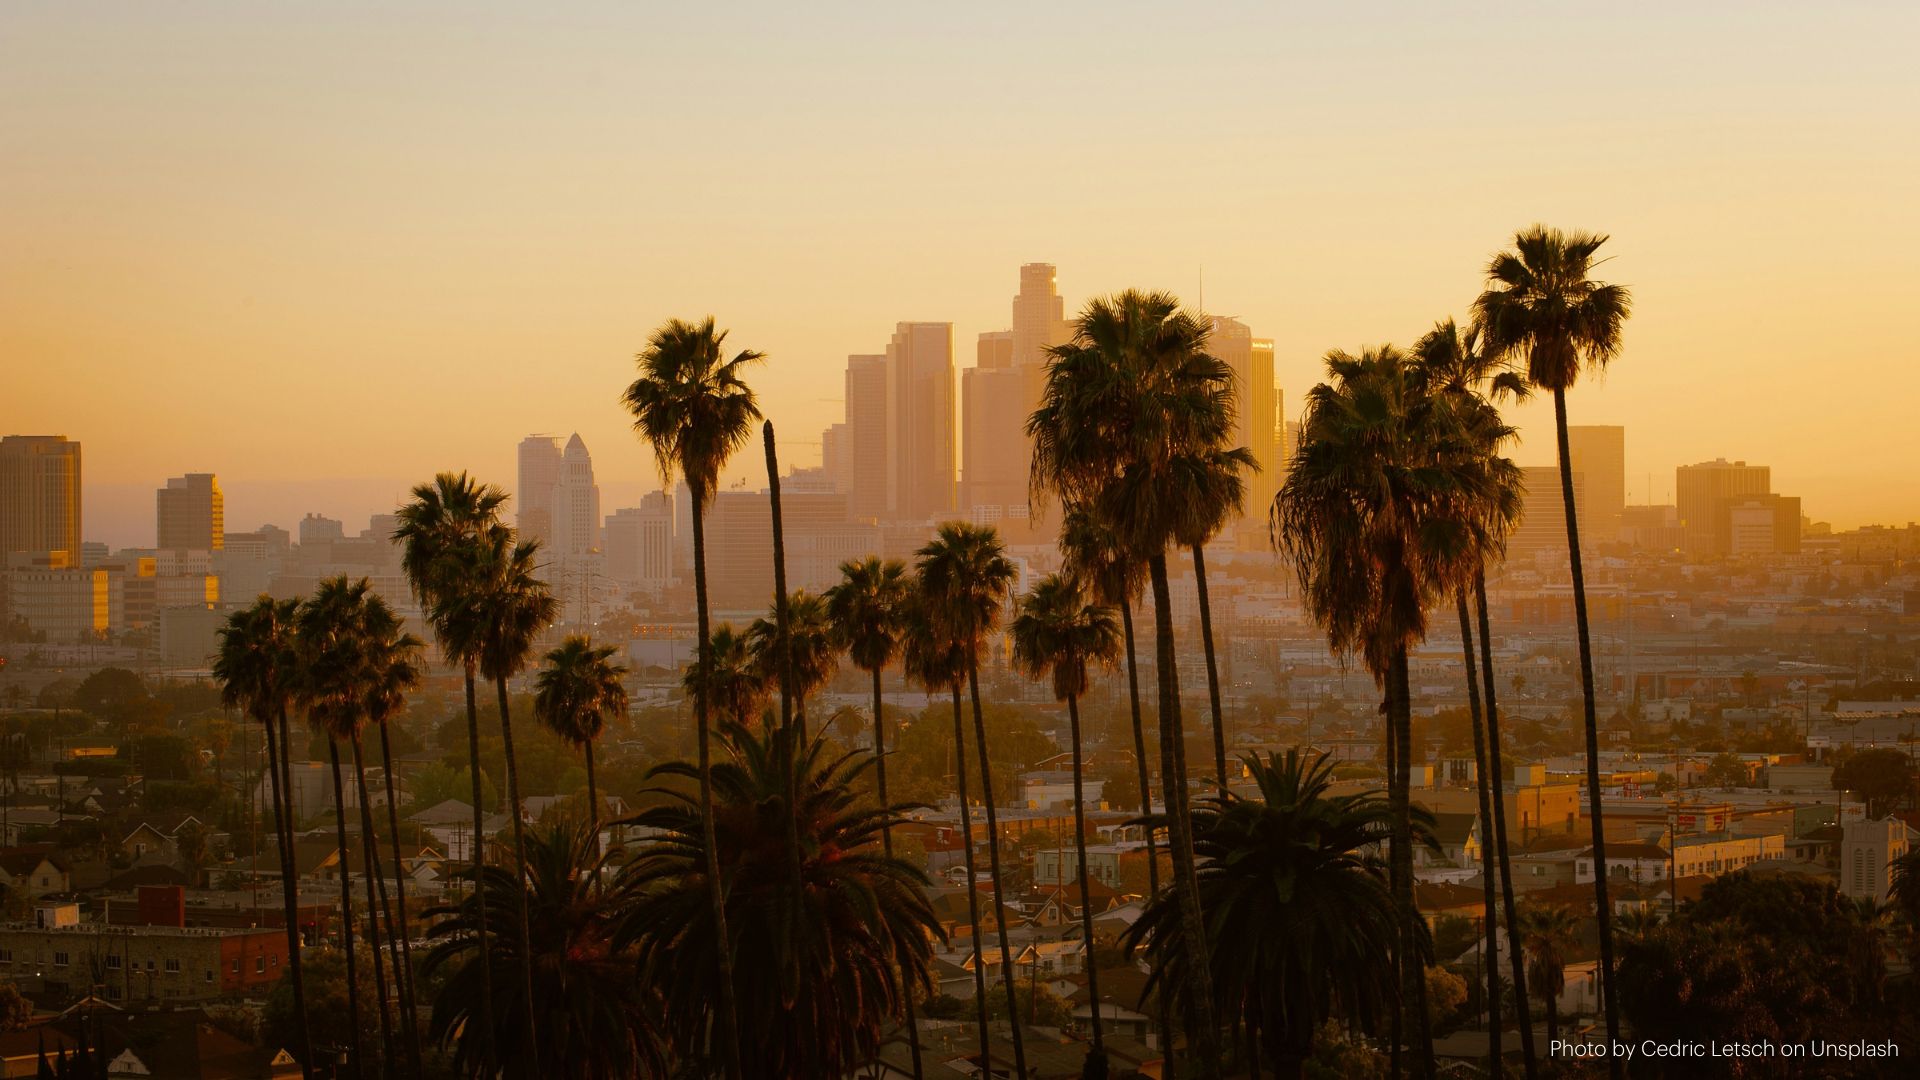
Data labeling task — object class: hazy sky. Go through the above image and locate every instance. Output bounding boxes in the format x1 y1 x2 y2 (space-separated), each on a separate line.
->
5 2 1917 547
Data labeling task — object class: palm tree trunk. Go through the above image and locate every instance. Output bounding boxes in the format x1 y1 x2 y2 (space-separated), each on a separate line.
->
948 683 993 1075
1147 551 1223 1077
967 662 1028 1078
764 422 796 738
1456 593 1501 1068
326 739 366 1080
1540 985 1558 1050
1386 648 1417 1080
377 721 424 1079
689 497 744 1080
1118 597 1174 1071
874 668 923 1080
1191 542 1229 786
261 710 315 1080
493 675 540 1068
459 664 496 1075
584 740 602 891
1476 573 1538 1080
349 738 396 1075
1553 387 1621 1072
1066 692 1103 1056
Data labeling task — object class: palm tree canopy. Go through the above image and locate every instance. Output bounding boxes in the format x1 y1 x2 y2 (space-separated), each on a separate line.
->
392 472 509 636
431 526 558 685
214 596 303 723
294 576 380 742
534 635 629 748
1409 319 1528 560
1009 574 1122 703
683 624 768 728
1472 225 1633 394
1518 903 1582 996
745 589 840 700
359 600 424 728
1056 503 1143 608
898 592 966 695
622 317 764 508
824 556 910 674
1168 445 1259 549
912 522 1016 666
616 722 939 1077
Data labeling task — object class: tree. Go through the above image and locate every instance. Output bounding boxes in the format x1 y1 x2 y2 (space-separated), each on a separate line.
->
1475 225 1634 1062
1171 446 1257 785
1516 903 1579 1047
619 722 940 1077
73 668 147 726
915 522 1027 1079
420 821 664 1078
262 947 382 1076
359 595 427 1076
1030 290 1234 1075
213 597 314 1080
623 315 762 1080
532 636 629 879
745 590 839 732
682 624 767 728
394 471 510 1074
1832 748 1915 818
1701 752 1751 790
0 981 27 1032
1124 751 1405 1080
1011 573 1123 1065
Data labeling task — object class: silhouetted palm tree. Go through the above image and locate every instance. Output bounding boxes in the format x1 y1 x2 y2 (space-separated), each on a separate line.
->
393 472 508 1072
357 595 427 1077
1171 446 1257 786
532 635 628 881
623 316 762 1079
421 821 666 1078
1517 903 1580 1048
683 624 767 729
1011 573 1122 1064
1030 290 1236 1075
214 597 315 1080
1124 751 1407 1080
620 722 940 1077
1475 225 1633 1059
746 589 839 730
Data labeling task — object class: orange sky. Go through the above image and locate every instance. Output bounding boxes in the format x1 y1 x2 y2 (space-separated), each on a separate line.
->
5 3 1917 546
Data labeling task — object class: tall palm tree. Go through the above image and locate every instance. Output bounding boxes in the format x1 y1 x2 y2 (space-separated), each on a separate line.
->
1124 751 1406 1080
294 577 391 1079
683 624 768 728
1412 317 1537 1079
900 591 995 1071
1475 225 1633 1059
1030 290 1235 1075
1275 346 1507 1080
214 597 315 1080
620 721 941 1077
532 635 629 880
622 315 763 1080
1011 573 1122 1063
824 556 921 1080
357 595 427 1078
1516 903 1580 1048
393 472 508 1073
915 522 1027 1078
746 589 839 731
1172 446 1257 786
421 822 666 1079
433 525 557 1066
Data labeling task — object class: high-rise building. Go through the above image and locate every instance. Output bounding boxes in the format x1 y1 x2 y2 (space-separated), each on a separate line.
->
1727 495 1801 556
1209 316 1280 520
1509 466 1586 563
1011 262 1071 368
821 422 852 494
516 435 564 549
962 331 1029 522
0 435 82 563
844 354 891 523
604 491 674 591
156 474 223 552
888 322 956 522
1566 426 1626 543
1675 459 1772 555
299 513 345 547
551 434 602 559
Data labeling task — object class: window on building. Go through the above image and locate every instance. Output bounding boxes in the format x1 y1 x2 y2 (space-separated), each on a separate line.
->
0 948 11 964
53 951 69 967
107 955 122 970
205 970 214 983
231 959 240 973
164 958 181 974
256 957 266 974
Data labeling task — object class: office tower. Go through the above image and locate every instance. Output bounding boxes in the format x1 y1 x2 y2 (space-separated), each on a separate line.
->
1011 262 1071 367
962 331 1028 521
673 481 694 579
821 423 852 494
1508 465 1586 562
517 435 564 548
0 435 82 562
550 434 602 558
604 491 674 590
156 474 224 551
845 354 891 522
888 322 956 522
1566 426 1626 542
1209 316 1280 518
1675 459 1772 555
299 513 345 547
1727 495 1801 556
1620 505 1682 551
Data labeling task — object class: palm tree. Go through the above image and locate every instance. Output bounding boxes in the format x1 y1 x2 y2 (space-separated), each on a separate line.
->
1891 850 1920 971
620 721 940 1077
1475 225 1633 1059
1275 346 1508 1080
1516 903 1580 1048
1412 317 1536 1078
1030 290 1236 1074
823 556 921 1079
623 316 762 1079
357 594 427 1078
1011 573 1122 1062
1124 751 1405 1080
294 577 392 1078
393 472 508 1072
433 525 557 1066
532 635 629 880
421 821 666 1078
746 590 839 731
683 624 768 728
214 597 315 1080
915 522 1027 1078
1171 446 1257 786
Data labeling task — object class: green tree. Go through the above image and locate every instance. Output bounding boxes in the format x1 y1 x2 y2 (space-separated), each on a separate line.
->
682 624 766 728
262 947 382 1074
532 636 629 878
1171 445 1257 785
1475 224 1634 1058
1516 903 1580 1046
1832 748 1915 818
359 594 427 1076
745 590 839 732
622 315 762 1080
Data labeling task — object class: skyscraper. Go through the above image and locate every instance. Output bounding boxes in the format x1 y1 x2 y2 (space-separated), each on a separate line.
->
962 330 1028 521
551 434 602 558
821 422 852 494
516 435 564 549
604 490 674 590
1509 465 1586 562
1676 459 1772 555
1011 262 1070 368
157 474 224 551
1209 316 1280 521
844 354 890 523
0 435 82 563
888 321 956 522
1566 425 1626 543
